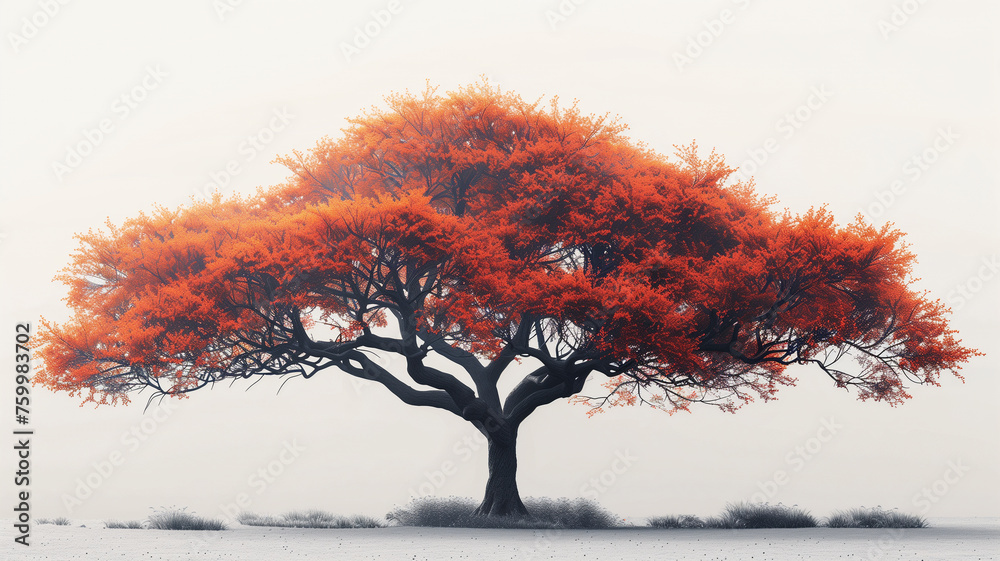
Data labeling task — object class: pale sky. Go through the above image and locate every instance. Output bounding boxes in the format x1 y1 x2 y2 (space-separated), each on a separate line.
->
1 0 997 524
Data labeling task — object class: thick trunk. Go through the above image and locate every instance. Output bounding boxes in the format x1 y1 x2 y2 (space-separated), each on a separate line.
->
473 434 529 517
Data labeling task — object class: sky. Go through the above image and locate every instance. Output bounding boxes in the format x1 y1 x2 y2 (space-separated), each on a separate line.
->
0 0 997 525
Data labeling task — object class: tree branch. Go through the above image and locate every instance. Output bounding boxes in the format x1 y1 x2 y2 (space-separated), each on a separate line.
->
335 350 462 414
506 369 591 427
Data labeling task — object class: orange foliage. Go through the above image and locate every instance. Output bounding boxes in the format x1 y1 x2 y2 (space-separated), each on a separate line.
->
37 81 979 417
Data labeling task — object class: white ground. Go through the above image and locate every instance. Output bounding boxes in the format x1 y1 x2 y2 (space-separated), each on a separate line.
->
4 518 997 560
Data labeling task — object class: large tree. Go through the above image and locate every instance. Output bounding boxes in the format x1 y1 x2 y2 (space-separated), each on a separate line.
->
38 83 978 517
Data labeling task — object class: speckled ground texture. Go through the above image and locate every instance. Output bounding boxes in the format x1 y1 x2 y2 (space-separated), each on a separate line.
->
5 518 997 560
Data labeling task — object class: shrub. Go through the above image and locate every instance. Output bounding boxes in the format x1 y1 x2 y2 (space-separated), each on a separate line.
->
235 512 276 526
147 508 226 531
705 502 817 529
386 496 621 529
105 520 145 529
522 497 621 529
647 514 706 529
237 510 385 529
37 517 71 525
825 507 927 529
386 496 478 528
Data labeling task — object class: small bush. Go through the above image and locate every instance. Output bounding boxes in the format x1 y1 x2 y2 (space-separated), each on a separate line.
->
705 502 817 529
386 496 478 528
37 517 71 526
386 496 621 529
235 512 275 526
825 507 926 529
147 508 226 531
105 520 145 529
237 510 385 529
647 514 705 529
522 497 621 529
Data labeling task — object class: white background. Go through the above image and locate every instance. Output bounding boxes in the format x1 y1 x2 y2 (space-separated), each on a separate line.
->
0 0 997 524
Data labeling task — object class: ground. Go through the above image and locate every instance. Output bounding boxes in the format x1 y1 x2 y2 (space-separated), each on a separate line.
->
4 518 997 560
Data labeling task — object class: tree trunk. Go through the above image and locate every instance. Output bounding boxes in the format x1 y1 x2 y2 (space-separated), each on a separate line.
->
473 434 529 517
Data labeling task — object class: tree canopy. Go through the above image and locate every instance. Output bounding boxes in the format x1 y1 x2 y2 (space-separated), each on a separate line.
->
38 83 976 419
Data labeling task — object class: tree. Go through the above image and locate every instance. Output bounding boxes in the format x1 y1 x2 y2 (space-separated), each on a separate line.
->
37 82 979 517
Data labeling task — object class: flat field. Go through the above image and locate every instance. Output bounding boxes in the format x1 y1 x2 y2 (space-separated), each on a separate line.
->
5 518 997 560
